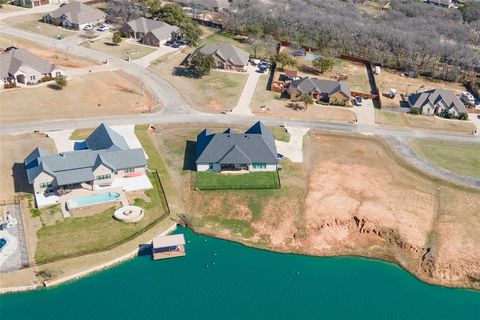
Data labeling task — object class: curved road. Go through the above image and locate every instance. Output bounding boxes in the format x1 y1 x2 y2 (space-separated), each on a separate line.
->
1 25 479 188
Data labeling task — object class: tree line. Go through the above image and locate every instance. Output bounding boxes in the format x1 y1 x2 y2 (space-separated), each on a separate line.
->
220 0 480 82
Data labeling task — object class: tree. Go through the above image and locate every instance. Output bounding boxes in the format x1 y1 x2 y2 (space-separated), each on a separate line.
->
190 53 216 77
157 4 188 26
55 76 67 90
145 0 162 16
112 32 122 45
271 52 296 71
460 1 480 23
301 93 313 110
0 0 9 8
180 21 203 46
313 56 334 73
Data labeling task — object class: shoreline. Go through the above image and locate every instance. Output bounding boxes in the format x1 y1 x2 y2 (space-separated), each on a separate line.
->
0 223 177 295
2 224 478 294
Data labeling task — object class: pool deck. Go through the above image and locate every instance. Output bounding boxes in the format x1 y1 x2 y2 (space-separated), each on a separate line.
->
59 188 129 218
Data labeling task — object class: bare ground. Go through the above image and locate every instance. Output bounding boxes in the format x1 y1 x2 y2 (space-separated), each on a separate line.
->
0 71 155 124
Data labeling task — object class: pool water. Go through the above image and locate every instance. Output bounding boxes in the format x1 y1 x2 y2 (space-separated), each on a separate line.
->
68 192 120 209
0 238 6 250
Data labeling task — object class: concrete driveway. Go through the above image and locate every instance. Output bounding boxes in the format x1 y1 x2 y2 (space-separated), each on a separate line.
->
231 65 264 115
352 98 375 125
132 43 179 67
275 126 310 163
468 113 480 135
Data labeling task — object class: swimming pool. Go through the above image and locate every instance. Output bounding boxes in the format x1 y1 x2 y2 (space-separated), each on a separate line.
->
0 238 6 250
67 192 120 210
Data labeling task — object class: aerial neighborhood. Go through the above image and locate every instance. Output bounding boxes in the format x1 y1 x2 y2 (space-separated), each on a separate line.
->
0 0 480 302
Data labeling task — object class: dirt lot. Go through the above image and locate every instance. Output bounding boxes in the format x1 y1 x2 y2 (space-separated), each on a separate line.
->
150 52 248 113
146 125 480 289
0 133 56 202
81 39 156 60
0 34 97 68
0 71 155 124
250 74 356 122
376 68 465 108
375 109 476 134
3 13 76 39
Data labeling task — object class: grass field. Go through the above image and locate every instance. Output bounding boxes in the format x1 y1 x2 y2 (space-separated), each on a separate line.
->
69 129 94 140
4 14 75 39
411 139 480 179
196 171 280 190
82 39 156 60
375 109 476 134
0 71 154 125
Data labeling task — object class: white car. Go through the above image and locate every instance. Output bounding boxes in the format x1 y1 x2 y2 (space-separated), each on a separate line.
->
83 24 94 31
97 24 111 32
460 92 475 105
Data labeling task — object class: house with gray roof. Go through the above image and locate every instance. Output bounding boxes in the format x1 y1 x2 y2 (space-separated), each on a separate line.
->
407 88 467 117
25 124 147 203
0 47 63 85
193 43 250 72
43 1 105 30
288 77 351 104
119 17 179 47
196 121 279 172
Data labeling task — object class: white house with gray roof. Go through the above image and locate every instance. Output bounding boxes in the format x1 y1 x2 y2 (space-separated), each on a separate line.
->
407 89 467 117
193 43 250 72
0 47 63 85
196 121 279 172
119 17 179 47
25 124 147 204
43 1 106 30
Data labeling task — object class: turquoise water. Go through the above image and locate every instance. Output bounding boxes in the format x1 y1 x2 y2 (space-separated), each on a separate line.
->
68 192 120 208
1 227 479 319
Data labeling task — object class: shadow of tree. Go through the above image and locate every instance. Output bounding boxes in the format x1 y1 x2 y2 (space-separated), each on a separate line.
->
47 83 62 90
172 66 201 79
285 102 305 111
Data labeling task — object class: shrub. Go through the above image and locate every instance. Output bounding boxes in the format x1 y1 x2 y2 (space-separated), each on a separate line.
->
55 76 67 89
112 32 122 45
3 82 17 89
409 108 420 115
39 75 53 83
330 99 347 106
458 113 469 121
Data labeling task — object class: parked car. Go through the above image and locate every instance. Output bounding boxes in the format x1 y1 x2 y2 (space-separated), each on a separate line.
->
97 24 111 32
178 39 187 46
165 40 173 46
171 41 180 48
460 92 475 105
355 96 363 106
83 24 94 31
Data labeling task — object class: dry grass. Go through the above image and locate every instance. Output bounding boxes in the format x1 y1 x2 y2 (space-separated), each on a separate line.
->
3 13 76 39
0 4 26 13
81 39 156 60
0 71 154 125
250 75 356 122
0 133 56 201
375 109 476 134
0 34 97 68
149 52 248 112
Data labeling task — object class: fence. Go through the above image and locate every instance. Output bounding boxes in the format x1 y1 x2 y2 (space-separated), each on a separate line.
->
0 196 20 206
271 81 289 93
21 171 170 267
195 171 281 191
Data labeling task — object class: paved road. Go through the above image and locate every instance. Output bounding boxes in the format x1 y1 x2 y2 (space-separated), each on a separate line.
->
385 136 480 188
0 26 193 114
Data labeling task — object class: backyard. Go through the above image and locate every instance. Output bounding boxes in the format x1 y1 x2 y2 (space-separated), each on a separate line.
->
4 13 76 39
375 109 476 134
0 71 155 124
196 171 280 190
410 139 480 179
81 39 156 60
149 52 248 112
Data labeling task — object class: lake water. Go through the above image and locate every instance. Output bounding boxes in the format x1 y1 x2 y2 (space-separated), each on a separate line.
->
1 227 479 319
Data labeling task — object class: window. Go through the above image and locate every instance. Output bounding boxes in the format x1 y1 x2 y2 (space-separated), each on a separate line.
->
30 75 36 81
39 182 52 189
124 168 135 173
252 163 267 169
96 174 111 180
55 71 62 77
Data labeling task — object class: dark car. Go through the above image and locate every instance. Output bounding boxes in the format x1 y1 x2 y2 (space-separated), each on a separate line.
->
171 41 180 48
355 96 362 106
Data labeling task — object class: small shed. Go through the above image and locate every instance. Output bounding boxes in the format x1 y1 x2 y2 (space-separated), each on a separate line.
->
152 234 186 260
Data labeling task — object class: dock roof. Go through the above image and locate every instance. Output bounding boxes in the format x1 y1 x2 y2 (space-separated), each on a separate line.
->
152 234 186 248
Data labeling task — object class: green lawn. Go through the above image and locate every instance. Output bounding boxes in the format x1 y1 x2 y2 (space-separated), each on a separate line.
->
411 139 480 179
196 171 281 190
82 39 156 60
272 127 291 142
69 128 94 140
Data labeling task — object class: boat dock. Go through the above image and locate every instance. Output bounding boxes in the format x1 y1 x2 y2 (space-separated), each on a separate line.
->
152 234 186 260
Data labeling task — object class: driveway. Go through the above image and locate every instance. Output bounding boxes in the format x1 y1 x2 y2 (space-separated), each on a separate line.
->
352 98 375 125
231 65 264 115
275 126 310 163
132 43 179 68
468 113 480 135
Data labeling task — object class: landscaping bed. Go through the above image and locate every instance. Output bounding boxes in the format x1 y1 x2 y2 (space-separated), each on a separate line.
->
196 171 281 190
